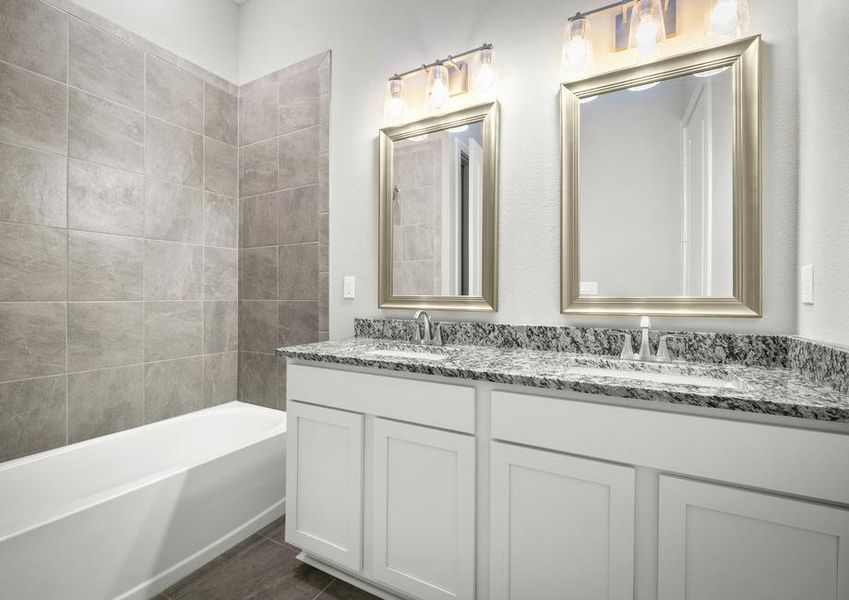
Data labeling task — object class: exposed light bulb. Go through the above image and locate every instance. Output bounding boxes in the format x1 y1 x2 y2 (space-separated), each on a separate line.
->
562 17 593 78
693 66 731 78
634 15 659 55
426 63 450 112
409 134 429 142
383 78 405 125
628 81 660 92
710 0 739 35
448 125 469 133
474 47 497 98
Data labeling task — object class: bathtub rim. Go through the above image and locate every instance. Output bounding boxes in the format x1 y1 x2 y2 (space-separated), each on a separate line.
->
0 401 286 544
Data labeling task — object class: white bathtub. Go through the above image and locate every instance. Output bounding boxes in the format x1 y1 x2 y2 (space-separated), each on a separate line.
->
0 401 286 600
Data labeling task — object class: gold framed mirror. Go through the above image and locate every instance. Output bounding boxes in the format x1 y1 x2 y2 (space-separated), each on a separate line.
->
561 35 761 317
379 102 499 311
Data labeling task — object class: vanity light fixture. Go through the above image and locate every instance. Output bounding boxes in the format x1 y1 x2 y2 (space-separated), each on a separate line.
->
629 0 667 57
562 16 593 78
706 0 749 39
382 43 496 123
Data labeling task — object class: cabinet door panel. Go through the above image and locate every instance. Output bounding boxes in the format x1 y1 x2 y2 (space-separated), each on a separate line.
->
658 475 849 600
490 442 635 600
285 401 364 571
372 418 475 600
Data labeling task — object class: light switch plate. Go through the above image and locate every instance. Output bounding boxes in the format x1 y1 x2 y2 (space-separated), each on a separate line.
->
343 276 356 299
801 264 814 305
580 281 599 296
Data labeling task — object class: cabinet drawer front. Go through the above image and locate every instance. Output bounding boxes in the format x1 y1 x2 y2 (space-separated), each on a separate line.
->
288 363 476 433
490 442 635 600
285 401 364 571
491 390 849 504
372 419 476 600
659 476 849 600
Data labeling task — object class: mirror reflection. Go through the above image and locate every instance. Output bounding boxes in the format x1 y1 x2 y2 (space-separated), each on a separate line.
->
391 122 484 297
579 67 734 298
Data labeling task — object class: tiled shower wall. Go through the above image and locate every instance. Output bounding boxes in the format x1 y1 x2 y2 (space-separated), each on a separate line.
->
237 52 330 410
0 0 244 462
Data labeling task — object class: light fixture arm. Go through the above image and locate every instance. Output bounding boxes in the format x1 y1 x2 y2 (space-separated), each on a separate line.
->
389 43 494 82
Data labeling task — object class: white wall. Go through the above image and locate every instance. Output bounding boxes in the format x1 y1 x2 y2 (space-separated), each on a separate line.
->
71 0 240 82
239 0 799 338
798 0 849 347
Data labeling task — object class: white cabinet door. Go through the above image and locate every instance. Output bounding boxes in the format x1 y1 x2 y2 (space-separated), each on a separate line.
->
658 475 849 600
371 418 476 600
285 401 364 571
490 442 636 600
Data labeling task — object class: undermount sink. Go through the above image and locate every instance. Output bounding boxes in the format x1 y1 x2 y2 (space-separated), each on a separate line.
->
367 349 449 362
569 366 741 390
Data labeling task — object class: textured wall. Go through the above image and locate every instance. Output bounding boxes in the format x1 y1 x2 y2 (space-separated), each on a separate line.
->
239 0 800 338
797 0 849 347
237 52 331 409
0 0 239 461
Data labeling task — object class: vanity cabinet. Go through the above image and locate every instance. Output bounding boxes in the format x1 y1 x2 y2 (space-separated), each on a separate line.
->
489 442 635 600
372 419 475 600
658 476 849 600
285 402 364 571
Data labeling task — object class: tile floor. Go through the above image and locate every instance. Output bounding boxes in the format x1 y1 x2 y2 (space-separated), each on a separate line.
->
157 517 379 600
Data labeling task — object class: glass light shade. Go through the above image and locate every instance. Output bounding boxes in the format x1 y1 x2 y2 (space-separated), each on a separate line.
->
562 17 593 79
426 63 450 113
629 0 666 58
705 0 750 41
383 78 405 125
474 47 497 98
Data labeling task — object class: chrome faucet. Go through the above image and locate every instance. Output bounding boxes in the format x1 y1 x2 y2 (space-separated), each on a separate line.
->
615 316 685 362
413 310 442 346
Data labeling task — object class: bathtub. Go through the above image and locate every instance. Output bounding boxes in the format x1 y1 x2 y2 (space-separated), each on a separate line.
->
0 401 286 600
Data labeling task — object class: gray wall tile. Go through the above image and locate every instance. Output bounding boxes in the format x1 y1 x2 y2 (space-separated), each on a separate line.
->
145 116 203 187
68 365 143 443
278 301 319 347
204 300 237 353
278 243 318 300
204 352 237 406
204 137 237 196
146 55 203 132
0 142 67 227
204 246 238 300
319 93 329 153
0 0 68 81
0 375 66 462
0 303 66 382
239 300 277 353
144 300 203 361
278 185 318 244
319 212 329 272
69 230 143 300
318 152 329 212
239 246 278 300
0 61 67 154
144 178 203 243
145 240 203 300
278 126 318 189
239 138 278 197
68 159 143 236
203 193 237 248
0 222 67 301
144 357 203 423
45 0 111 30
238 351 276 408
277 66 319 135
69 18 144 110
69 89 144 173
239 72 278 146
277 359 287 410
68 301 143 371
240 192 277 248
111 22 179 65
204 84 237 146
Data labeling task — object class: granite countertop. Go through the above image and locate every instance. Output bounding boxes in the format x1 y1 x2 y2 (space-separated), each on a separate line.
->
277 338 849 423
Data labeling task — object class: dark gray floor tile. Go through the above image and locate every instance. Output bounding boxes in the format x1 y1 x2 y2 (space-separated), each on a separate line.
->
316 580 380 600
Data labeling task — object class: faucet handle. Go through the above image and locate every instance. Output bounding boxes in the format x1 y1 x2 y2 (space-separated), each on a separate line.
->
413 322 422 343
432 323 443 346
611 332 636 360
657 334 686 362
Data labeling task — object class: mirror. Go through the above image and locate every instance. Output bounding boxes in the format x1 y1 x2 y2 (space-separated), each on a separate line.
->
379 102 498 311
561 36 762 317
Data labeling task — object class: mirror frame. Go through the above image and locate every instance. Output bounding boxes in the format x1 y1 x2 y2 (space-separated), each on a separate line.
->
378 101 499 311
561 35 762 317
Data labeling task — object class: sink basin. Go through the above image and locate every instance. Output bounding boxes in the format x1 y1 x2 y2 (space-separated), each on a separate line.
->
367 349 449 362
569 366 741 390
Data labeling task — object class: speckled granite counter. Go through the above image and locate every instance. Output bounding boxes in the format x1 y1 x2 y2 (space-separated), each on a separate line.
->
277 338 849 423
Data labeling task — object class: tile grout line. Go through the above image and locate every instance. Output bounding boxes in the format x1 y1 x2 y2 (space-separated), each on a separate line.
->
311 577 337 600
